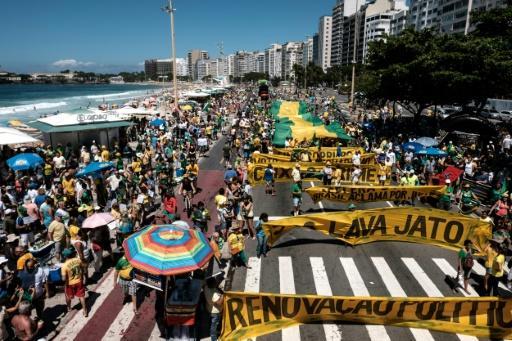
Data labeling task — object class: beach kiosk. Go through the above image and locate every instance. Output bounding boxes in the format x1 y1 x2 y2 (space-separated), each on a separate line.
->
27 112 133 149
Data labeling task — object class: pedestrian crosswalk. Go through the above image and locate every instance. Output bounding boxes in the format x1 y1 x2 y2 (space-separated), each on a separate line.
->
53 253 510 341
230 254 512 341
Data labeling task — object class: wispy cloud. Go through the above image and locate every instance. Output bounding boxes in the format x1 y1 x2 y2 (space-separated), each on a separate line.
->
52 59 95 68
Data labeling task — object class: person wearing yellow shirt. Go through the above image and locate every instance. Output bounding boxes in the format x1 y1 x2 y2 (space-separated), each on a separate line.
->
61 248 87 316
378 162 389 186
100 146 110 161
15 246 34 271
483 242 497 292
186 161 199 177
227 224 249 268
62 172 76 200
488 243 505 296
131 158 142 173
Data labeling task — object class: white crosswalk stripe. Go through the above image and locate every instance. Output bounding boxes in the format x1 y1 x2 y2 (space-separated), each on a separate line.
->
55 271 116 341
244 257 261 341
431 258 479 297
102 303 135 340
371 257 435 341
340 257 391 341
310 257 343 340
279 256 301 341
401 258 478 341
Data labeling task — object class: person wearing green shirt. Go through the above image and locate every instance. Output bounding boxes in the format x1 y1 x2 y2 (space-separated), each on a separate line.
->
457 239 473 292
291 182 302 216
438 179 453 210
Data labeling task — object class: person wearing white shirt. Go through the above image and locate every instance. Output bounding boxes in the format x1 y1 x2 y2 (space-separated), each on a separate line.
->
291 163 301 183
352 151 361 166
386 149 396 165
502 134 512 151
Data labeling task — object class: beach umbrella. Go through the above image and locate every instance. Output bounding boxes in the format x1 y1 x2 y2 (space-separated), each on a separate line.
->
149 118 165 127
417 147 448 157
416 137 438 147
181 105 193 111
76 161 114 177
82 213 115 229
402 142 425 153
6 153 43 171
123 224 213 276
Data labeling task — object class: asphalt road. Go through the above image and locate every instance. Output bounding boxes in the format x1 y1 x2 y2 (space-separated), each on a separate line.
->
227 173 512 341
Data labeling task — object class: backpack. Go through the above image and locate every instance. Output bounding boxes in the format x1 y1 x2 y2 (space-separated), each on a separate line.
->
463 251 474 269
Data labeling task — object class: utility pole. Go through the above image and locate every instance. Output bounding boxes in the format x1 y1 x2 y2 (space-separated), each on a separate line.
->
163 0 178 110
350 0 360 111
304 36 310 91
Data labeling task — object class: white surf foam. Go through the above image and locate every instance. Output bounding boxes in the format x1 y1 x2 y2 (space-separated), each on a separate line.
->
0 101 67 115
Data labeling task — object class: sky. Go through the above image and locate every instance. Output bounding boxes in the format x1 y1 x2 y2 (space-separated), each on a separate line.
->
1 0 333 74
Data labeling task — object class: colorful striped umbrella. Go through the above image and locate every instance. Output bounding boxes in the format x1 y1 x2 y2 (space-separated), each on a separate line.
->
123 224 213 276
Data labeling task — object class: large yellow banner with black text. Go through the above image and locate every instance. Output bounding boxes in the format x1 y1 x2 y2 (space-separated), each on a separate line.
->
305 185 444 203
247 162 382 184
221 292 512 340
262 207 491 253
251 152 376 165
273 146 365 159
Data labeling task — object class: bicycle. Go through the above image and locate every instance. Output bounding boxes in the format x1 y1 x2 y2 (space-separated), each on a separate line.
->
183 190 194 218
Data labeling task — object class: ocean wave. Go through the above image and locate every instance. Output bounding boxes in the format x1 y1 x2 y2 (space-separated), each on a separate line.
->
0 101 67 115
86 92 132 99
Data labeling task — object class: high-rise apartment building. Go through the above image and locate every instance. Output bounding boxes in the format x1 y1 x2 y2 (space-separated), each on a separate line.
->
187 50 209 80
196 59 210 81
302 37 314 67
406 0 439 30
281 42 303 80
175 58 188 77
312 34 320 66
255 52 266 73
330 0 345 66
145 59 188 80
234 51 251 78
226 54 235 77
265 44 282 79
438 0 503 34
318 16 333 71
362 0 407 60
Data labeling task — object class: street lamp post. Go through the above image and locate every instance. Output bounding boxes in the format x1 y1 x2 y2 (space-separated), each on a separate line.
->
350 0 360 111
464 0 474 35
164 0 178 110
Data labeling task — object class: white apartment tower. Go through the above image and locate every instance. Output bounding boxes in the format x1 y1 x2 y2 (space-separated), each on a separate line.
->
302 37 314 67
265 44 282 79
281 42 303 80
318 16 332 72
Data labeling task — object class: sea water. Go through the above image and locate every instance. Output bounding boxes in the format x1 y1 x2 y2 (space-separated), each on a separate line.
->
0 83 163 125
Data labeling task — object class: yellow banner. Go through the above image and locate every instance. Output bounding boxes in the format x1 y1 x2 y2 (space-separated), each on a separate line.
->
305 185 444 203
247 162 382 184
273 146 365 159
251 152 376 165
262 207 491 253
221 292 512 340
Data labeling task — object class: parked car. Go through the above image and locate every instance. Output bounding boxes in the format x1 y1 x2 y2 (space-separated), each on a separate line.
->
498 110 512 122
437 107 461 119
480 108 500 119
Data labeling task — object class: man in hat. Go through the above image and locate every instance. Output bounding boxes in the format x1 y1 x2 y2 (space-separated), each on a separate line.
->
61 248 87 317
438 179 453 211
460 183 479 212
291 163 301 184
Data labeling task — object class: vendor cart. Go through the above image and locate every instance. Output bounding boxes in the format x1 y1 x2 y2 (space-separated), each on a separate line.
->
123 223 214 336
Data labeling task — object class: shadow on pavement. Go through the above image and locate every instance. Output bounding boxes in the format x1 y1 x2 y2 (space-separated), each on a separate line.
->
271 238 349 249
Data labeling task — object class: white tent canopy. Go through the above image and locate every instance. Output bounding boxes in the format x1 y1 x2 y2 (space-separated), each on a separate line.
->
114 106 151 116
0 127 39 146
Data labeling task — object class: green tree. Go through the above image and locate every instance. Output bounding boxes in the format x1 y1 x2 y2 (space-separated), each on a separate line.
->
243 72 268 83
364 27 512 121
